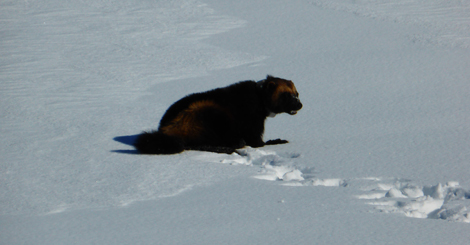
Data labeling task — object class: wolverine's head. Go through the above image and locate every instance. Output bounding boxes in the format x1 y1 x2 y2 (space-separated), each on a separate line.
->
258 75 303 116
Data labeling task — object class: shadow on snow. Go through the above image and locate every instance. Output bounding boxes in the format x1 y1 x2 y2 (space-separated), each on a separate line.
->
112 134 139 154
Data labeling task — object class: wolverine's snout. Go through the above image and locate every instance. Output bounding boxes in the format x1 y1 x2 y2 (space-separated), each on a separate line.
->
288 95 302 115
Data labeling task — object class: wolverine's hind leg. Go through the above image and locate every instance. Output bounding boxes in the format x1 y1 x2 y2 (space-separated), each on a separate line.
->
159 100 245 154
185 104 246 151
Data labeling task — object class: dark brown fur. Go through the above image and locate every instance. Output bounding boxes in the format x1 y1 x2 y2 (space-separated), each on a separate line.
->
134 75 302 154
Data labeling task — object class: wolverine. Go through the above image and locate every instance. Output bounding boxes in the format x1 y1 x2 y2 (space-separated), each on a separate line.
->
134 75 302 154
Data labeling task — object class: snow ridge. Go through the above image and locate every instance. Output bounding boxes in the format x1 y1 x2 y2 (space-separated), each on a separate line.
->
311 0 470 48
217 148 470 223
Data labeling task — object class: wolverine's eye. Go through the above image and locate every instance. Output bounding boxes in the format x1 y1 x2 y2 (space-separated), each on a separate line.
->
280 92 291 100
281 92 298 101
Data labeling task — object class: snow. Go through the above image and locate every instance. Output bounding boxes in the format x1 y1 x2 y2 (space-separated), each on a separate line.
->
1 0 470 244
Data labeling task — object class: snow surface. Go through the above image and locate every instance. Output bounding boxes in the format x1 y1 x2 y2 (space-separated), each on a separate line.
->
1 0 470 244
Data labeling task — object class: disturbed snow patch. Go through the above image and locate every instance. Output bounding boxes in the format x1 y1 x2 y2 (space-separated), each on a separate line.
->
219 148 345 186
220 148 305 182
357 179 470 223
215 148 470 223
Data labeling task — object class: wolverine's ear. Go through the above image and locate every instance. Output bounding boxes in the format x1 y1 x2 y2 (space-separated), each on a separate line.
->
258 75 277 91
264 75 278 91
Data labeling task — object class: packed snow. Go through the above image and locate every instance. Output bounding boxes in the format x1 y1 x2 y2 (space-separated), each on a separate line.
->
1 0 470 244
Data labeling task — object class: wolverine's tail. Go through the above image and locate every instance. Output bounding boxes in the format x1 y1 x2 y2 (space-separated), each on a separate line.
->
134 131 184 154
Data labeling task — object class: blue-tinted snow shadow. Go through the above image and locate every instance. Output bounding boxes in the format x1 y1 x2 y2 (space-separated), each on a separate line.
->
112 134 139 154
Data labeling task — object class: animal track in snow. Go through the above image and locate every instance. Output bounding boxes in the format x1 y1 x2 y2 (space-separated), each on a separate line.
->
215 148 470 224
220 148 345 186
219 148 305 182
357 179 470 223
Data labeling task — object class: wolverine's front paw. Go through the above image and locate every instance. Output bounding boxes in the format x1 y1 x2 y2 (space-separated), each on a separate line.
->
265 139 289 145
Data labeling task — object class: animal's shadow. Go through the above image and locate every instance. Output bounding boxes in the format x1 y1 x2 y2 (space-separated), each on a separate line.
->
112 134 139 154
